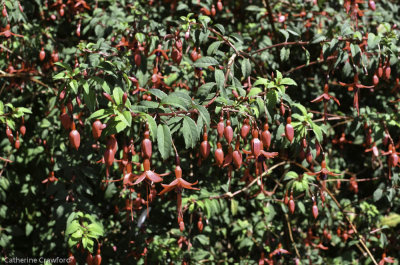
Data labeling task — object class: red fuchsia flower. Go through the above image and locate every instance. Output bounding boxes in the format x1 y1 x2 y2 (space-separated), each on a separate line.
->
381 144 399 179
158 165 199 195
0 24 24 38
365 144 379 157
311 83 340 122
159 164 199 231
379 253 395 265
306 158 342 182
132 158 170 185
269 243 290 259
338 73 374 115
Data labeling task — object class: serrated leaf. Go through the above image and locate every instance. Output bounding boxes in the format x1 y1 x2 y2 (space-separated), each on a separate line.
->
148 88 167 100
312 122 323 143
241 58 251 78
195 104 211 128
215 69 225 90
207 41 222 55
182 116 199 148
311 34 326 44
197 82 216 96
161 95 188 110
142 113 157 141
253 77 269 88
157 124 172 160
373 188 383 201
279 29 289 42
248 87 262 97
280 78 297 86
280 47 290 62
193 56 219 68
231 199 238 216
66 220 81 236
87 223 104 236
54 62 72 72
69 79 78 94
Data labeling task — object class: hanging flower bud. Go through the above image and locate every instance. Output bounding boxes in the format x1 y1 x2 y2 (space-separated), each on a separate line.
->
92 120 105 140
211 5 216 16
215 142 224 166
93 246 102 265
15 133 20 149
306 149 313 164
385 65 391 80
289 193 295 214
315 141 321 157
240 118 250 139
373 74 379 86
280 100 285 116
86 253 93 265
20 124 26 136
217 116 224 138
251 129 262 157
368 0 376 11
232 137 242 169
312 202 319 219
285 117 294 143
39 48 46 61
261 123 271 150
2 4 7 17
224 119 233 144
141 130 152 159
104 148 115 167
217 0 223 11
69 123 80 150
200 130 211 159
197 217 203 232
6 126 13 144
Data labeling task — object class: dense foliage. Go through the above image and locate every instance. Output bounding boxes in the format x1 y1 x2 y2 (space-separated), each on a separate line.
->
1 0 400 264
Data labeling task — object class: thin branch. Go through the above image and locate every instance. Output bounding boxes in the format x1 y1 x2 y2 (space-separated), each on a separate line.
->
324 187 379 265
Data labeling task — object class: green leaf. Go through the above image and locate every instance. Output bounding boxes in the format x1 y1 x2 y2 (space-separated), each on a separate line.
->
231 199 238 216
247 87 262 97
116 110 132 127
193 56 219 68
280 47 290 62
279 29 289 42
283 171 298 181
148 88 167 100
214 24 225 34
135 32 145 43
253 77 270 88
215 69 225 90
69 79 79 94
142 113 157 141
241 58 251 78
311 122 323 143
87 223 104 236
113 87 123 105
367 33 381 49
194 104 211 129
311 34 326 44
66 220 81 235
197 82 216 96
373 188 383 201
280 78 297 86
161 95 188 110
157 124 173 160
207 41 222 55
54 62 72 72
182 116 199 148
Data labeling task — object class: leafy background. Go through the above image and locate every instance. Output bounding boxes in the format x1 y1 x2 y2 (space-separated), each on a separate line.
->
0 0 400 264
